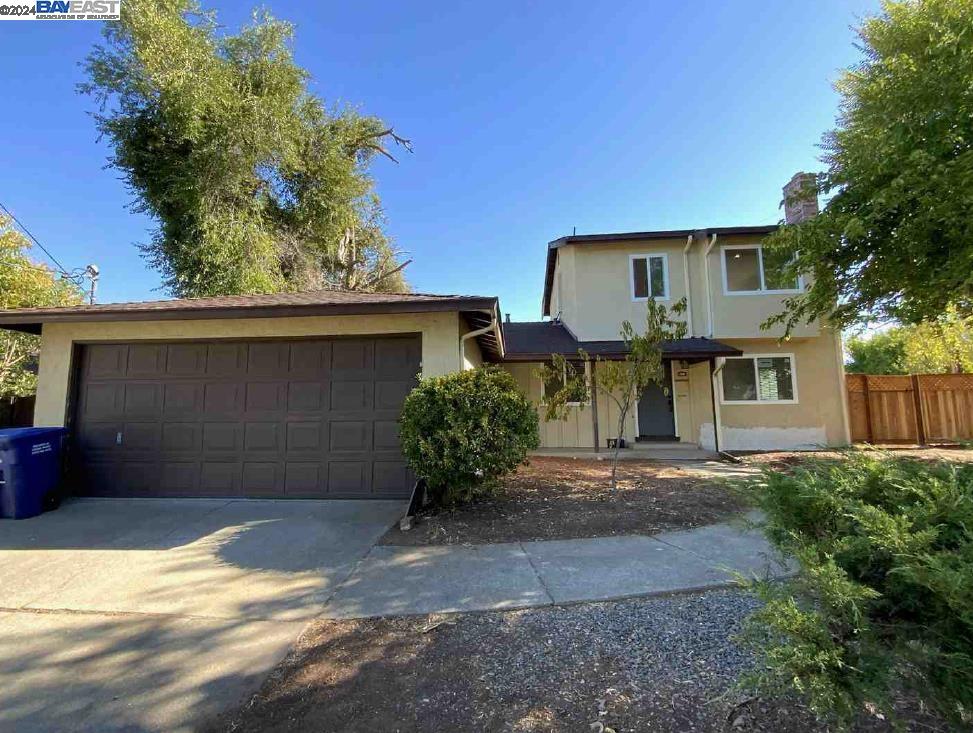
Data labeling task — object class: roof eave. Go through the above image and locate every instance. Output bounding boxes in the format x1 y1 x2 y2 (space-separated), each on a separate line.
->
0 297 500 335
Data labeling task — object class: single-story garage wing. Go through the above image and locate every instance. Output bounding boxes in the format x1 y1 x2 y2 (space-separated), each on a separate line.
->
0 291 501 500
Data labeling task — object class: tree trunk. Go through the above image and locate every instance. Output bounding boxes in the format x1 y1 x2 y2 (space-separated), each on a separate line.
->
610 404 629 491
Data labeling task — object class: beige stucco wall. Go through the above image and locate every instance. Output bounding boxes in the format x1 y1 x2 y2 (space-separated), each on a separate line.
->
505 330 849 451
33 311 465 428
551 234 818 341
502 361 637 449
689 329 850 450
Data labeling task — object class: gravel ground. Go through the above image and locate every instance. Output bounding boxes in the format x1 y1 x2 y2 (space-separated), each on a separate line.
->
203 589 948 732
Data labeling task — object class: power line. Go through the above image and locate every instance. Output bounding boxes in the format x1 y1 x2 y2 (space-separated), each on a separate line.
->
0 201 72 275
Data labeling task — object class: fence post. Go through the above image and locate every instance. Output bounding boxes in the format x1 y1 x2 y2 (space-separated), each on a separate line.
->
910 374 926 445
862 376 874 443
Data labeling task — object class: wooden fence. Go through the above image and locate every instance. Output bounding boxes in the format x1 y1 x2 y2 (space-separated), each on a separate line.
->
846 373 973 444
0 395 35 428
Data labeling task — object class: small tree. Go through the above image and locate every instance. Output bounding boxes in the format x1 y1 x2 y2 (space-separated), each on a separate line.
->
0 215 84 398
541 299 686 489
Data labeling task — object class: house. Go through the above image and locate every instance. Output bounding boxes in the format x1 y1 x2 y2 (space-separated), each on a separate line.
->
501 172 850 453
0 173 848 500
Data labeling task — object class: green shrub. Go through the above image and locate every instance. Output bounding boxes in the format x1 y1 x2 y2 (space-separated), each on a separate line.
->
738 453 973 727
399 367 540 506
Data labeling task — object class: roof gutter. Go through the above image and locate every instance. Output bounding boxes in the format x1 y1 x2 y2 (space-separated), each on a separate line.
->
682 234 694 337
703 233 718 337
460 309 499 369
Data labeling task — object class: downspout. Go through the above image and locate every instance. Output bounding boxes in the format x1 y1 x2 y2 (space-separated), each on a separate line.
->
702 233 718 337
682 234 694 337
459 310 498 370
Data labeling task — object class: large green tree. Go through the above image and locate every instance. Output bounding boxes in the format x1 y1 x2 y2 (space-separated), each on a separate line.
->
0 216 84 397
765 0 973 334
845 308 973 374
82 0 409 298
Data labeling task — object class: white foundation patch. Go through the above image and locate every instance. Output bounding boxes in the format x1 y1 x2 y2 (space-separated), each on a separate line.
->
698 423 827 451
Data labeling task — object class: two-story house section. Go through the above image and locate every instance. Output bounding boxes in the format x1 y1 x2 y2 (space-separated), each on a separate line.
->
500 173 851 453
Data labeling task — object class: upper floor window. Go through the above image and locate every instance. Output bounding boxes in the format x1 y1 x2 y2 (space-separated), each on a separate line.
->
722 244 800 295
629 253 669 301
720 354 797 404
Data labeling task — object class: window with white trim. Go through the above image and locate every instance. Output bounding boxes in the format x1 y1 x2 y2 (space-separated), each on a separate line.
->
630 254 669 300
542 360 589 405
721 355 797 403
722 245 800 294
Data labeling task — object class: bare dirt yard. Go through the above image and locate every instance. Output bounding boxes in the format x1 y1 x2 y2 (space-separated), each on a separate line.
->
203 588 947 733
380 456 747 547
736 445 973 471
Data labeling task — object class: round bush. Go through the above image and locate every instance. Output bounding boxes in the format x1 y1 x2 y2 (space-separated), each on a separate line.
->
399 366 539 506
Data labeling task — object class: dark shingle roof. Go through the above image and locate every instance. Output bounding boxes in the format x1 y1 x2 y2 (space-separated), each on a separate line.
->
0 290 499 335
501 321 741 362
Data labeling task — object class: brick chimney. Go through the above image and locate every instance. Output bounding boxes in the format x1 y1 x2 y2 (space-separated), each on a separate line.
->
782 172 819 224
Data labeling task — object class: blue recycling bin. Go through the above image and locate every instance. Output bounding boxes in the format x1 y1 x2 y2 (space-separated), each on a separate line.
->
0 427 68 520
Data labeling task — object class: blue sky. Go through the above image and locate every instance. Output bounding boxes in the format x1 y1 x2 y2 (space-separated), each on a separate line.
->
0 0 878 321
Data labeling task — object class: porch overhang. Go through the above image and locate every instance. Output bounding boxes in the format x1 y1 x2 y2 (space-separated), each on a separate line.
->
500 321 742 362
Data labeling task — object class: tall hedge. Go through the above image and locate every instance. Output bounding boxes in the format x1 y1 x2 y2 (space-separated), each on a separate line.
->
739 453 973 727
399 367 539 506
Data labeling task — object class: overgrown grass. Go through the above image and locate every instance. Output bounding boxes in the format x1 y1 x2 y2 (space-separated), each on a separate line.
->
736 452 973 729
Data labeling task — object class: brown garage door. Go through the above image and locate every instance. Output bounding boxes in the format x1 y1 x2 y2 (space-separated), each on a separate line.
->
71 336 420 499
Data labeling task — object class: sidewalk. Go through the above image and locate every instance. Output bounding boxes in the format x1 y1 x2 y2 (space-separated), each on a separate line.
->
322 514 790 619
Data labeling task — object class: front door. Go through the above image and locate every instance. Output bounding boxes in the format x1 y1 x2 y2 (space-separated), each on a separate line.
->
637 361 676 440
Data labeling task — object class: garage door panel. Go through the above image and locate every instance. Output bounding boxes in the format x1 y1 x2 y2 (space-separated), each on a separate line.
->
166 343 207 375
121 422 161 452
289 341 329 375
160 462 201 494
163 383 203 415
330 381 372 411
124 383 162 417
245 382 286 412
204 382 242 414
73 336 419 499
201 462 241 496
85 344 127 379
128 344 165 376
284 462 323 496
373 461 411 495
244 422 281 451
330 421 372 452
242 462 280 495
247 343 288 376
162 423 202 452
374 420 401 451
206 343 246 377
375 380 414 410
286 422 323 452
328 461 368 495
287 382 324 412
83 383 124 417
375 339 421 377
202 423 241 452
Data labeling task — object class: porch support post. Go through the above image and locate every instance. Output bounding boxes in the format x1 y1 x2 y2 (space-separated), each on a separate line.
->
588 359 600 453
708 357 721 453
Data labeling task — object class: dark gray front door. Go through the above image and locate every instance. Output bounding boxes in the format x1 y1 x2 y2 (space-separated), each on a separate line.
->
636 361 676 440
72 336 420 499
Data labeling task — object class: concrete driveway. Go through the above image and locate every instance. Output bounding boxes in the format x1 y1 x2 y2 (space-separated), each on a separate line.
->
0 497 404 733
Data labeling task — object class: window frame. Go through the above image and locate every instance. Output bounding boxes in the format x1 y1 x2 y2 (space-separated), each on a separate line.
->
719 353 799 405
720 244 802 296
629 253 670 302
541 360 589 407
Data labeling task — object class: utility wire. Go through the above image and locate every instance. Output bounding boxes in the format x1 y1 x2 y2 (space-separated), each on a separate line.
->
0 201 72 275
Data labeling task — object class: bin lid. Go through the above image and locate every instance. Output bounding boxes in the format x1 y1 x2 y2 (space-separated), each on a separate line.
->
0 427 68 450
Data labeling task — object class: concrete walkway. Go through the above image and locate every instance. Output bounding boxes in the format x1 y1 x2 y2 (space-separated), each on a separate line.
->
323 513 789 619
